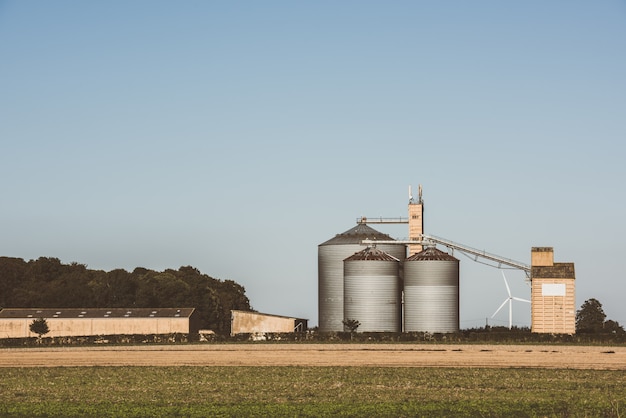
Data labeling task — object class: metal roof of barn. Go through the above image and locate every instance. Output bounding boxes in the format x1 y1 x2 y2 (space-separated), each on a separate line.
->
0 308 195 319
319 224 394 246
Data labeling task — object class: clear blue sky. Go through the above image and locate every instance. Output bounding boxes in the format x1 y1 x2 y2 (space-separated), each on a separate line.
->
1 1 625 328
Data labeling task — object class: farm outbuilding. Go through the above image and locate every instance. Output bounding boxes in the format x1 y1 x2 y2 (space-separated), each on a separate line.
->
0 308 199 339
530 247 576 334
230 310 307 336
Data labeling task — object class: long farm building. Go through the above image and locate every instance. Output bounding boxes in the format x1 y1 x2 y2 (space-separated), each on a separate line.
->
0 308 200 339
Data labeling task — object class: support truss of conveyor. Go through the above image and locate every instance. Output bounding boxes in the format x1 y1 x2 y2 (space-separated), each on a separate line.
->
362 234 531 278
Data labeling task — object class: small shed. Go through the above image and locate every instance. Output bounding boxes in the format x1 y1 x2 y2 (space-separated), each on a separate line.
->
230 310 308 336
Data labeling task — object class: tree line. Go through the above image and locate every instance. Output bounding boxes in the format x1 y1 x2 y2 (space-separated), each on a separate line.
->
0 256 252 335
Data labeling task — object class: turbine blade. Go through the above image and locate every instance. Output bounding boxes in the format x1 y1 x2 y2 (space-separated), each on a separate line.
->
501 271 512 297
492 299 508 318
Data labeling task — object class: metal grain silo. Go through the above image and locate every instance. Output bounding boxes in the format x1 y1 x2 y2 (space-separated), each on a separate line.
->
404 246 459 333
318 224 406 332
344 247 401 332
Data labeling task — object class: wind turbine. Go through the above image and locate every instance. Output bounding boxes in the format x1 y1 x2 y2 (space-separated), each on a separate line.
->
491 271 531 329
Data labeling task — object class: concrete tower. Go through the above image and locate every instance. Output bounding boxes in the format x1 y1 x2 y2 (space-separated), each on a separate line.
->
530 247 576 334
408 185 424 255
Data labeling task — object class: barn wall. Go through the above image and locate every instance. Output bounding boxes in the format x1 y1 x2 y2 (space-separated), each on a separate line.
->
230 311 295 336
0 319 28 339
0 318 190 338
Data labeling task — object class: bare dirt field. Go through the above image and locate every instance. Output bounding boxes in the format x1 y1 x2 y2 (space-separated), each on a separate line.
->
1 344 624 369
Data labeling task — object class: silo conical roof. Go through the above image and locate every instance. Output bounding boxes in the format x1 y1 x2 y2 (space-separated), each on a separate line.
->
406 246 458 262
344 247 400 262
319 224 394 246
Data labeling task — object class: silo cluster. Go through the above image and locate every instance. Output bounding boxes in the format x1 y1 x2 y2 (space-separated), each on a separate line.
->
318 224 405 332
318 225 460 333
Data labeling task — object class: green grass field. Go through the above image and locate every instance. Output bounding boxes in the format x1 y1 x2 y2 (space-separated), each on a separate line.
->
0 367 624 417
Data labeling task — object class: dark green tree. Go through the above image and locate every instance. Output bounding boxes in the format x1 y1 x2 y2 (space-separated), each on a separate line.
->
29 317 50 339
0 257 253 335
0 257 27 306
342 319 361 341
603 319 625 335
576 298 606 333
342 318 361 333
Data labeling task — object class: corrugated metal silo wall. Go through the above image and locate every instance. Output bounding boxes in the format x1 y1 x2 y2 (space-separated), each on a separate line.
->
404 259 459 333
318 244 405 332
344 259 401 332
